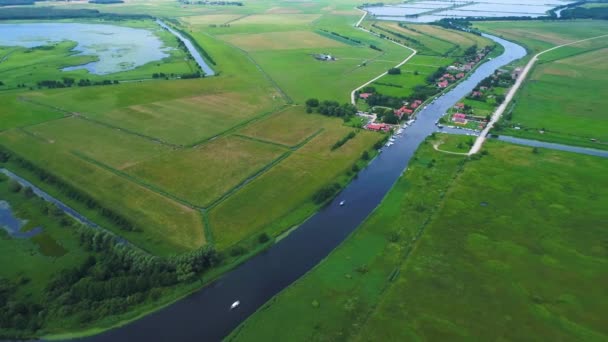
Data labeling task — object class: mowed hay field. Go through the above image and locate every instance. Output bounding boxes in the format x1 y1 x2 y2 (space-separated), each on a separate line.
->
126 135 287 208
89 91 279 146
208 111 382 249
238 106 322 146
220 31 344 51
230 140 608 341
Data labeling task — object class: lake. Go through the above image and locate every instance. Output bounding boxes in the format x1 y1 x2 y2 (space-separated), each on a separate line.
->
0 22 170 75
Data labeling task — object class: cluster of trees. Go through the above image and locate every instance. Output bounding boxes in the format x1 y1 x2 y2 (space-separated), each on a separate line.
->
171 28 216 66
305 99 358 118
369 44 382 51
0 146 137 232
374 81 402 88
332 131 357 150
35 78 118 89
374 23 422 45
312 183 341 205
319 29 361 44
560 6 608 20
387 67 401 75
0 7 151 20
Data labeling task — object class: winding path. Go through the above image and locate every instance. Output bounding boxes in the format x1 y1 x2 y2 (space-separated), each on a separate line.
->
350 8 418 105
468 33 608 155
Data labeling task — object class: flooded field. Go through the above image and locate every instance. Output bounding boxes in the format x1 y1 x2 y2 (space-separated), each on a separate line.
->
0 22 171 74
364 0 575 22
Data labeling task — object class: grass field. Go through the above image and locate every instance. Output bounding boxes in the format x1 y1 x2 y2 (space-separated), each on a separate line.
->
220 30 344 51
229 139 608 341
126 135 287 207
237 106 322 147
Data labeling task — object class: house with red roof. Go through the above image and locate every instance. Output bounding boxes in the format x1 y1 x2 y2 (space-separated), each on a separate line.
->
394 106 413 119
359 92 372 99
456 72 465 79
437 80 449 88
452 113 467 124
366 123 391 132
454 102 465 110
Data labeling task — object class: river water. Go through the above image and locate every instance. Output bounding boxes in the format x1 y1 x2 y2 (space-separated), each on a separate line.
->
79 34 525 341
156 20 215 76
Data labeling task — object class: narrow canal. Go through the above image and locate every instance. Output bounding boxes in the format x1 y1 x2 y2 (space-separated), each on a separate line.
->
81 34 526 342
156 19 216 76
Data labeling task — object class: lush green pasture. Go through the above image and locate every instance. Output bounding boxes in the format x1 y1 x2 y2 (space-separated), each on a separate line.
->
228 135 467 341
372 55 454 98
126 135 287 207
237 106 323 146
209 115 382 249
230 140 608 341
219 30 344 51
357 141 608 341
0 93 66 131
0 130 205 255
502 46 608 147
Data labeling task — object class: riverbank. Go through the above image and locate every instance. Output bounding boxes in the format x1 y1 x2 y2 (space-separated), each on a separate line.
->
78 32 526 341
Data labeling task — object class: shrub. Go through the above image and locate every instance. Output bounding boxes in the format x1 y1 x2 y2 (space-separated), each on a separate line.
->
8 180 22 193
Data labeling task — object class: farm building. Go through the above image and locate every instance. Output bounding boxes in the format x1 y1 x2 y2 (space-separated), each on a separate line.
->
365 123 391 132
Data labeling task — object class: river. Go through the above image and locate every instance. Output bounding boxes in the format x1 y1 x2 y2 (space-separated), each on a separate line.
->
156 19 216 76
77 34 525 341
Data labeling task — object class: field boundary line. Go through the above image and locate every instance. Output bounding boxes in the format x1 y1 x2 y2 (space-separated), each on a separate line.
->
75 115 181 148
232 134 292 149
187 106 287 148
201 209 215 246
71 151 201 210
469 33 608 155
224 14 250 25
205 127 323 211
206 151 292 210
17 96 72 115
201 31 293 104
350 7 418 105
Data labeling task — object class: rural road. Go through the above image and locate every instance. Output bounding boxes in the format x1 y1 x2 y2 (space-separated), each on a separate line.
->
350 8 418 105
468 33 608 155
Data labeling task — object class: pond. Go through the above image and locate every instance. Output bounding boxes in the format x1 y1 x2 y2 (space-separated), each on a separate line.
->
0 200 43 239
0 22 170 75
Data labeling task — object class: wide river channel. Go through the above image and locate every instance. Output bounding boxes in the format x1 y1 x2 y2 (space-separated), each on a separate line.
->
80 34 526 341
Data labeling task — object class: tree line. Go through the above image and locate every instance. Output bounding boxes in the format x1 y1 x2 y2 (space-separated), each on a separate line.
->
0 145 137 232
0 174 221 339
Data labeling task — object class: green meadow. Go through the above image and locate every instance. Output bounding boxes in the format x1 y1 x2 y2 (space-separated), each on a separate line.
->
230 139 608 341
